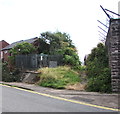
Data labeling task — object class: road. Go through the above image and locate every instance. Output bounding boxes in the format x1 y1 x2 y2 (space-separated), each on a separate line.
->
1 85 116 112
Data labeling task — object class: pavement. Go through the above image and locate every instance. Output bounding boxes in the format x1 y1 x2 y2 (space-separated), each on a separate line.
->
1 82 119 110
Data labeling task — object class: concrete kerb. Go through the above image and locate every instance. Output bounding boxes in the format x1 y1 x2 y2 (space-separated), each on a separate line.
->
0 82 118 96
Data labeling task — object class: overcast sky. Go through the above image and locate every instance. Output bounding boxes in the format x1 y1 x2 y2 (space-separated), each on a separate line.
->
0 0 119 62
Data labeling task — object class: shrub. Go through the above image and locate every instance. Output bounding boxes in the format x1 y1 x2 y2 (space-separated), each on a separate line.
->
85 43 112 93
86 68 111 93
2 62 21 82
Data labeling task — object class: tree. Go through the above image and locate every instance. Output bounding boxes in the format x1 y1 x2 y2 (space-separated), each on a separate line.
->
40 31 81 67
37 38 50 54
85 43 111 93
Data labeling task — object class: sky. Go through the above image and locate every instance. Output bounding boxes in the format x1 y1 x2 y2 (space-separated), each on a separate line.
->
0 0 119 63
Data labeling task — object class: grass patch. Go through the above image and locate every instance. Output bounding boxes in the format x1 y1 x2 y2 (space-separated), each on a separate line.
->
36 66 80 89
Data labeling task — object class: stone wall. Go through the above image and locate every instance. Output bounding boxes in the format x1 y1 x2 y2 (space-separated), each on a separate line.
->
106 19 120 92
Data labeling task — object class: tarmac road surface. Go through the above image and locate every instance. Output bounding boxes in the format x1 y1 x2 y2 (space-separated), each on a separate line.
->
1 85 116 112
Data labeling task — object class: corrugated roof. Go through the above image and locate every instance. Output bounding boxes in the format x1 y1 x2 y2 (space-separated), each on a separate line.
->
2 37 38 51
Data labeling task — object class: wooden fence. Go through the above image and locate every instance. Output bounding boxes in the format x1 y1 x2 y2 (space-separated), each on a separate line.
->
15 54 63 69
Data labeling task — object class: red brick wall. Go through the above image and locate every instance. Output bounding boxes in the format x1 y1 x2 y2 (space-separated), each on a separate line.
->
0 40 9 60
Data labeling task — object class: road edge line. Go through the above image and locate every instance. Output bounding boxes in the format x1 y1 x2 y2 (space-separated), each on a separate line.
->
0 83 119 112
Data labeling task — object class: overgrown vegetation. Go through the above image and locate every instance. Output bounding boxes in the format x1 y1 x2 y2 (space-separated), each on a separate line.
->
2 62 21 82
8 32 81 70
10 42 36 55
9 42 36 67
2 31 112 93
2 42 36 81
36 66 81 89
85 43 111 93
40 31 81 68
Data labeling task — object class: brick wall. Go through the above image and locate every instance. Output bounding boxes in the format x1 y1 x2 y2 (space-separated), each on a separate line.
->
0 40 9 60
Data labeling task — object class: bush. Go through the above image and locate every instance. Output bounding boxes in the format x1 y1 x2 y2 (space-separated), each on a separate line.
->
63 54 81 70
85 43 112 93
86 68 111 93
2 62 21 82
63 55 75 65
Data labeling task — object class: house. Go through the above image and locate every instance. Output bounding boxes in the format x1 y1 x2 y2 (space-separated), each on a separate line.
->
0 40 9 61
1 37 49 62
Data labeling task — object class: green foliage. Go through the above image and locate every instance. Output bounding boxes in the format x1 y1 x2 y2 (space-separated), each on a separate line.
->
64 55 74 65
86 68 111 93
40 31 81 67
9 42 36 66
10 42 36 56
85 43 111 93
63 48 81 66
8 56 15 66
40 31 75 54
2 62 21 82
37 66 80 89
37 38 50 54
